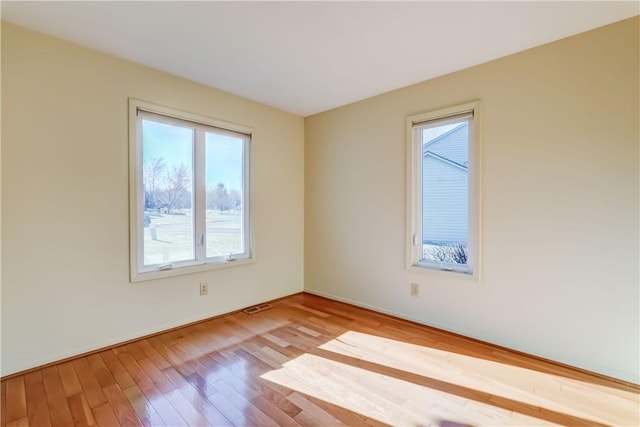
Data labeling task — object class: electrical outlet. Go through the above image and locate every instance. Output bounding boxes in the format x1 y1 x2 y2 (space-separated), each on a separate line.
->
411 283 419 297
199 282 208 296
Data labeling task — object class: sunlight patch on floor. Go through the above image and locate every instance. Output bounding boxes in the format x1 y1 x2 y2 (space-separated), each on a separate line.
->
261 352 557 426
317 331 639 426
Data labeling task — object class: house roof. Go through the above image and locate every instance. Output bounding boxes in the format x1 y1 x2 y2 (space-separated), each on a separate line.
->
423 123 467 150
422 123 468 170
424 151 468 171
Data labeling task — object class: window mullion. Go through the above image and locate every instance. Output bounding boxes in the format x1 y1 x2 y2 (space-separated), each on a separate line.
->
194 129 207 262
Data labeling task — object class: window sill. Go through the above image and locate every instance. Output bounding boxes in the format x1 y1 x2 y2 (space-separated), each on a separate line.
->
131 257 254 283
407 264 480 282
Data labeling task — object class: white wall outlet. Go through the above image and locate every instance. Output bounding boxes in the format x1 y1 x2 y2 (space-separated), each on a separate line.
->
411 283 419 297
199 282 208 296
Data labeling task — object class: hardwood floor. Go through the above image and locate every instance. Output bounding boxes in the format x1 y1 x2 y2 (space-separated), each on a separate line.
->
1 293 638 426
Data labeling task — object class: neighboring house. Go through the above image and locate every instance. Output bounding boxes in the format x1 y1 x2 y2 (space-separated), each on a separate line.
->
422 122 468 244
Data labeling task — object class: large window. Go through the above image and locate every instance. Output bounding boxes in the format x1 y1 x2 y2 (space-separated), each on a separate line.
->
407 101 480 277
129 99 253 281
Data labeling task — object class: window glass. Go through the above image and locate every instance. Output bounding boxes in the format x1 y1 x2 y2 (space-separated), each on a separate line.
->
421 120 469 267
142 119 194 266
205 132 245 259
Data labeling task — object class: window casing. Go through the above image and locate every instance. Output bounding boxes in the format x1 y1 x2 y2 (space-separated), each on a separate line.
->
129 99 253 281
406 101 481 278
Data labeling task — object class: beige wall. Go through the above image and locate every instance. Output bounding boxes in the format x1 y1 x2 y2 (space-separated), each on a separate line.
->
1 23 304 376
2 17 639 384
305 17 639 382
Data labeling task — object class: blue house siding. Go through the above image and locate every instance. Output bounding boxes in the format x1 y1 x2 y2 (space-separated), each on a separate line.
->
422 122 468 244
422 157 468 243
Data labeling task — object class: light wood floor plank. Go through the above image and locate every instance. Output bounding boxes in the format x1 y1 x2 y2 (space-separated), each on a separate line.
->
140 389 186 427
115 352 156 394
24 371 52 427
102 384 143 427
146 337 196 378
40 367 74 427
136 341 171 372
201 390 245 425
2 293 638 426
5 417 28 427
162 389 210 426
136 359 174 395
211 379 278 427
122 384 156 422
1 379 7 427
139 412 166 427
86 355 117 390
100 351 136 392
162 367 233 426
66 393 95 427
249 394 302 427
70 359 107 409
124 343 147 362
91 402 121 427
4 377 27 424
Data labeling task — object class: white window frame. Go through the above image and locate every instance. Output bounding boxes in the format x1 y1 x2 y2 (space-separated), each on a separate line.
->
406 101 481 279
129 98 254 282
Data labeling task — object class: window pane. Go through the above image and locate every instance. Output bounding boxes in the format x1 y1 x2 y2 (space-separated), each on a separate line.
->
421 120 469 265
142 119 194 266
205 132 244 258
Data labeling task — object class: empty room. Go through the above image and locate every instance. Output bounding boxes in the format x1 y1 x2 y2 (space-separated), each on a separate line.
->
1 2 639 426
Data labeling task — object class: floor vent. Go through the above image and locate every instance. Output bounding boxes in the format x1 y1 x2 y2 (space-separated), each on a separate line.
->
243 303 273 314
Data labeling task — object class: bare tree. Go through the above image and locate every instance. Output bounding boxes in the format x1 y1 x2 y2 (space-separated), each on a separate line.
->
425 242 468 264
207 183 241 211
159 163 191 211
229 189 242 210
143 157 166 209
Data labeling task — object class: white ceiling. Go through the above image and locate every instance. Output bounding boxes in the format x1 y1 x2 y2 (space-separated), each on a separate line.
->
2 1 638 116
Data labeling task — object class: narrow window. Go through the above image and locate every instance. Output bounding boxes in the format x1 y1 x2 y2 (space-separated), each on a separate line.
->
129 99 253 281
407 102 480 277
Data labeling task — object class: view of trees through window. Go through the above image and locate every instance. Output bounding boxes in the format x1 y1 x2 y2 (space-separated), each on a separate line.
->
143 158 241 213
141 118 245 267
